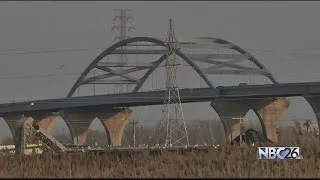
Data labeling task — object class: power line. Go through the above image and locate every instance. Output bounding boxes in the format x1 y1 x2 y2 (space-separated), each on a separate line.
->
2 44 320 57
245 47 320 53
0 72 82 80
2 69 320 81
0 47 105 56
1 44 320 87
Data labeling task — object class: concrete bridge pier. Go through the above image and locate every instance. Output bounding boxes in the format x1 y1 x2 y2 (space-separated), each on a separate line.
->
97 108 134 146
251 97 290 143
14 117 34 155
31 113 59 134
211 97 290 144
60 110 95 145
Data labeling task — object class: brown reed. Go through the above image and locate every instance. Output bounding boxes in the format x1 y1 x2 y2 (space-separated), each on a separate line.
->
0 134 319 178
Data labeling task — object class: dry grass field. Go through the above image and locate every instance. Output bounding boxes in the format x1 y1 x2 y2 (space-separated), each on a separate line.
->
0 123 319 178
0 136 320 178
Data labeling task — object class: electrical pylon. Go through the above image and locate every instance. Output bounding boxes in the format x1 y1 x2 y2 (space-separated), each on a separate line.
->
157 19 189 147
112 9 135 93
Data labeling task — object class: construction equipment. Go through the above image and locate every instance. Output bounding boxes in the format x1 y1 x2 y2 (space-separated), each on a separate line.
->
15 117 69 155
30 122 68 152
236 129 268 146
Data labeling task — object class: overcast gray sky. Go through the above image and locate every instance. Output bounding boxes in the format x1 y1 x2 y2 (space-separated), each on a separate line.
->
0 1 320 140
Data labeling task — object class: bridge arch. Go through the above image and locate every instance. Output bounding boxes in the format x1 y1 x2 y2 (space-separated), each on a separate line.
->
67 36 279 97
196 37 278 84
67 37 214 98
66 36 285 145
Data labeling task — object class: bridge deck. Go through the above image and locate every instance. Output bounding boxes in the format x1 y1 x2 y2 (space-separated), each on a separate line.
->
1 82 320 115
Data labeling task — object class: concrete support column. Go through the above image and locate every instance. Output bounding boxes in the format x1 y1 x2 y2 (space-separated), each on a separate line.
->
210 97 290 144
2 113 24 138
32 113 59 134
252 97 290 143
304 96 320 137
210 100 250 143
97 108 134 146
60 110 95 145
14 117 34 155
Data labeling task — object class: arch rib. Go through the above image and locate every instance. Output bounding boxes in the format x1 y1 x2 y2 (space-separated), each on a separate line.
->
67 37 214 97
198 37 278 84
132 53 168 92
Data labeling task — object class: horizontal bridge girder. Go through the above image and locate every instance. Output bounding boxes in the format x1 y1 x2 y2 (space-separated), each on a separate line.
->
194 59 259 71
79 66 146 85
177 43 233 49
86 80 139 84
203 57 248 72
187 53 262 73
111 49 167 54
2 82 320 114
96 62 156 68
156 38 234 49
95 66 141 82
204 69 269 75
186 54 249 60
125 43 162 47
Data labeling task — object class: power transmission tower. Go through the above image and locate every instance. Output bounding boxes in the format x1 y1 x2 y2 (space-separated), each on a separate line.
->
112 9 135 93
157 19 189 147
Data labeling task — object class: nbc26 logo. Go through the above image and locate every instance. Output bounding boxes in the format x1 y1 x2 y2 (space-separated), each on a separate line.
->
258 147 303 160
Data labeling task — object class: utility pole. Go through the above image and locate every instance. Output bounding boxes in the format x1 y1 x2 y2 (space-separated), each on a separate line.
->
157 19 189 147
112 9 135 94
129 118 139 147
230 123 233 145
93 69 96 96
232 115 245 146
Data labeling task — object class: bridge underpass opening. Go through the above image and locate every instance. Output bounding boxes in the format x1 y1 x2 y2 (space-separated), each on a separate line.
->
132 102 225 146
0 117 14 145
74 118 110 148
281 96 319 142
49 116 73 144
218 109 269 146
210 97 291 144
15 115 124 147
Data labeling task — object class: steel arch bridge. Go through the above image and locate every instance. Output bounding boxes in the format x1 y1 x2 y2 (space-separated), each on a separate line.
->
64 36 284 143
67 36 278 97
3 36 320 146
0 37 320 146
